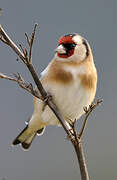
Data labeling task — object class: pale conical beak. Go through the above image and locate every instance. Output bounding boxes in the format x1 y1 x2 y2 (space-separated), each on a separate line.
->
55 44 66 54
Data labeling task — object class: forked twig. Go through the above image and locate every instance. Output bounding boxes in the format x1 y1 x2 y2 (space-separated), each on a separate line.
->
79 99 103 138
29 23 38 63
25 23 38 63
0 72 43 100
67 99 103 141
0 25 26 63
25 33 31 46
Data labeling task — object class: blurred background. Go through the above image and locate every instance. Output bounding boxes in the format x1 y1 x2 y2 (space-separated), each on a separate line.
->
0 0 117 179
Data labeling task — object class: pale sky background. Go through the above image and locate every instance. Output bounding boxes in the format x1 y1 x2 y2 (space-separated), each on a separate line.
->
0 0 117 179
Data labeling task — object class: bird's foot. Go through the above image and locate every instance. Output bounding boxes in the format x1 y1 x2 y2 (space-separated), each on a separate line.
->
44 92 52 103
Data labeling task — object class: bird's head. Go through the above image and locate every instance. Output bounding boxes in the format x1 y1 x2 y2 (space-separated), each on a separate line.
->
55 33 91 62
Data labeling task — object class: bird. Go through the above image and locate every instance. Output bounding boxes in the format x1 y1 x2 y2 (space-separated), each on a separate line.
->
12 33 97 150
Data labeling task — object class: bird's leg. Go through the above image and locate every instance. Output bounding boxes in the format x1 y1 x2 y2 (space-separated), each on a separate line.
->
44 92 52 103
42 92 53 111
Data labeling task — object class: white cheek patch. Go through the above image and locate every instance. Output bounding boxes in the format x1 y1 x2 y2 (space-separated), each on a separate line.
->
73 35 82 44
74 44 86 61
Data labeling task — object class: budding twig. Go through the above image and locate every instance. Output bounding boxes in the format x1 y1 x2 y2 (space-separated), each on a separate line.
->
0 72 43 100
29 23 38 63
79 99 103 138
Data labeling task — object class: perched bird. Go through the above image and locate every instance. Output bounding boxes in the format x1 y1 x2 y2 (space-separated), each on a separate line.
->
12 33 97 150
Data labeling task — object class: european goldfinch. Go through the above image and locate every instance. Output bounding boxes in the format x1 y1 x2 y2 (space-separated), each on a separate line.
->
13 33 97 149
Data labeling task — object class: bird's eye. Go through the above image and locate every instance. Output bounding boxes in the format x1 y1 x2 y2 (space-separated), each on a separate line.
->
62 43 76 50
71 43 76 48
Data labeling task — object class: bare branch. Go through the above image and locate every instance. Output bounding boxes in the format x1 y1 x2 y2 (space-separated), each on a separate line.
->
0 72 17 82
0 36 9 44
72 100 103 180
24 24 38 64
0 72 43 100
25 32 31 46
79 99 103 138
0 25 26 63
29 23 38 63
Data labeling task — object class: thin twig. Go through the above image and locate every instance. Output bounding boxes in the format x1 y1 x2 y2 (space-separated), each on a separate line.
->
0 72 43 100
25 32 31 46
28 23 38 63
79 99 103 138
19 44 28 58
0 25 26 63
0 72 17 82
0 36 9 44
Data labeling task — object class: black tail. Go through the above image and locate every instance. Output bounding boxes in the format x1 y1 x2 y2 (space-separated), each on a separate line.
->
12 126 45 150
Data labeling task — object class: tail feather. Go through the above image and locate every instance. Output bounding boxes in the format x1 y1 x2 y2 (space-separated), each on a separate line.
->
37 127 45 136
21 133 36 149
12 125 29 145
12 126 45 150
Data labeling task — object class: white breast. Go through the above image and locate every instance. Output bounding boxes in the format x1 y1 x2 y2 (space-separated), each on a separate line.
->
42 73 95 126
